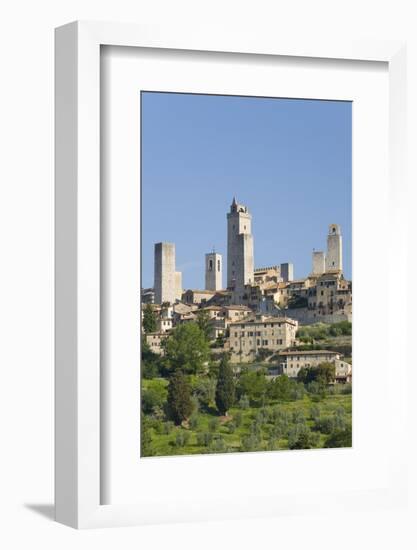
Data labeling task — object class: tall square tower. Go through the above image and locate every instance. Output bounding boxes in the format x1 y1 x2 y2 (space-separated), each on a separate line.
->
325 224 343 273
205 252 222 291
312 251 326 275
227 198 254 290
154 242 176 304
280 262 294 282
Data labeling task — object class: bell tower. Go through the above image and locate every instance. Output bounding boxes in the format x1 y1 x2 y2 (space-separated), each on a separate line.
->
205 251 222 291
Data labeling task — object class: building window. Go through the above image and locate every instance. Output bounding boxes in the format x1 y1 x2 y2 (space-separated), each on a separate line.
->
209 259 213 271
257 339 260 346
217 260 220 271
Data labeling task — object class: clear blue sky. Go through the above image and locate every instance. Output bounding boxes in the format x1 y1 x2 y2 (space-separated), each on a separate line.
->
141 92 352 289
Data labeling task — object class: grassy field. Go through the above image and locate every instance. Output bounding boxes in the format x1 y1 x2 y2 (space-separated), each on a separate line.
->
142 377 352 457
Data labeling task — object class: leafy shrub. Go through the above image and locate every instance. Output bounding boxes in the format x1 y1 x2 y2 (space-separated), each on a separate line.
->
239 395 250 409
141 387 165 415
310 405 321 422
241 434 261 452
227 422 236 434
175 430 191 447
162 421 174 435
290 384 305 400
209 435 227 453
208 417 219 432
267 438 279 451
192 376 216 410
196 432 213 447
189 414 199 430
315 415 336 434
250 419 262 437
324 426 352 448
292 410 306 424
234 411 243 427
288 424 319 450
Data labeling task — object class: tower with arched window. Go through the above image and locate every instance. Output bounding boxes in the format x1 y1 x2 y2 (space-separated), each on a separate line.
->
205 252 222 291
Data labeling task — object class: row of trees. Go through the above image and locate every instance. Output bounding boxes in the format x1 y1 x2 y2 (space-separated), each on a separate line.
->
148 359 341 427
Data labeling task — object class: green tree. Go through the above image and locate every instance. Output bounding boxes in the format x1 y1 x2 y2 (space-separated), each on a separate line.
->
163 323 210 375
267 374 293 401
192 376 216 410
288 424 319 450
143 304 157 333
298 362 336 386
175 430 191 447
215 355 235 415
325 425 352 448
141 387 164 415
167 371 193 425
196 309 212 341
237 369 268 406
208 417 219 432
141 413 154 457
141 336 161 379
316 362 336 385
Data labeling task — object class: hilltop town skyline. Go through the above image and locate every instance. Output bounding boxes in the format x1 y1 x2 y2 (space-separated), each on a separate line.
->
143 196 349 292
142 92 352 289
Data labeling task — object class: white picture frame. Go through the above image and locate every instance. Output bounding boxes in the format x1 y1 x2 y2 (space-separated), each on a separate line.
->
55 21 407 529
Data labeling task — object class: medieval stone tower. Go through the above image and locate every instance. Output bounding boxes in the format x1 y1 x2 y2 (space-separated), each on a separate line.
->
325 224 343 272
312 250 326 275
227 198 254 290
154 242 181 304
205 252 222 291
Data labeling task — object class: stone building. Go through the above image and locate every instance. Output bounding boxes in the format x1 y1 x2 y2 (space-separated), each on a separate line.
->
182 289 217 305
144 332 168 355
205 252 222 291
154 242 176 305
226 315 298 363
227 197 254 291
325 224 343 273
254 266 281 286
307 272 352 317
278 349 351 382
196 304 253 340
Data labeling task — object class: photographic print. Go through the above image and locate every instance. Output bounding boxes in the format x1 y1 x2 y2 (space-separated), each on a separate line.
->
140 92 352 457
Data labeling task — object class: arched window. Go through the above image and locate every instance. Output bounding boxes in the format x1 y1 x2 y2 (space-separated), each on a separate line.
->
217 260 220 271
209 259 213 271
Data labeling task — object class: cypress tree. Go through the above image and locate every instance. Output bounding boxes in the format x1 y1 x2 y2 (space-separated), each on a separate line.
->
167 370 193 425
143 304 158 333
215 355 235 416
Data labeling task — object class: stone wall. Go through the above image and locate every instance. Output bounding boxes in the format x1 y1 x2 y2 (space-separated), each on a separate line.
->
278 307 351 325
